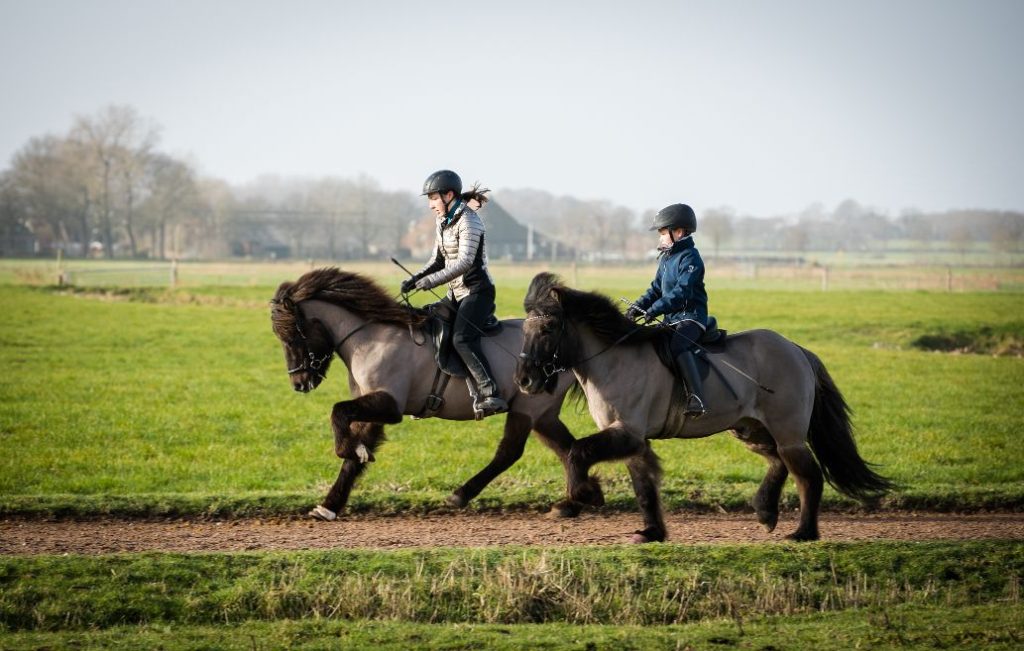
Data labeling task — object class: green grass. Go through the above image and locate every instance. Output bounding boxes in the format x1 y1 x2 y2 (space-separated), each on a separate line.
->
0 264 1023 517
1 542 1021 630
1 605 1020 650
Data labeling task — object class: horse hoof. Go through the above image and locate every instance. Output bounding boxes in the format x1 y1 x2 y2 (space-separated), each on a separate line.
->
446 494 467 508
784 530 819 542
547 500 583 518
630 533 651 544
309 505 337 521
631 527 665 543
757 511 778 533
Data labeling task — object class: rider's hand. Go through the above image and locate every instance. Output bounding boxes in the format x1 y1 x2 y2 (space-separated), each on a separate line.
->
415 277 432 290
625 305 644 321
400 277 417 294
642 311 659 325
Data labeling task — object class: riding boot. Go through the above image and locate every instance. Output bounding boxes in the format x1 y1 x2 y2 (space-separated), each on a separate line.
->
674 349 707 418
462 350 509 418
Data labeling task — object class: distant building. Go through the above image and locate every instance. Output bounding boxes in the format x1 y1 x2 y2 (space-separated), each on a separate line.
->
402 199 574 261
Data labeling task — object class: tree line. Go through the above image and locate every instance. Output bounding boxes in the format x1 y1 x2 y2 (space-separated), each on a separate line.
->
2 105 1021 262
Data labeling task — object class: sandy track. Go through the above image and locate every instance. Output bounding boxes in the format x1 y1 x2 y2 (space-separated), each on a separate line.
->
2 511 1022 555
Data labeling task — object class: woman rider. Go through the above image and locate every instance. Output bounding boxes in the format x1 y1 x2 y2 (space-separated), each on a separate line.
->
401 170 508 417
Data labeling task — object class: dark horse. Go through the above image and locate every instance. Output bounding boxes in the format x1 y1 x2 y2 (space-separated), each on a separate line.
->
270 267 602 520
515 273 893 542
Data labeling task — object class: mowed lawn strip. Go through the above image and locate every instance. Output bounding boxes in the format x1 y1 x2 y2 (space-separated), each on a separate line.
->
1 278 1022 517
0 604 1021 650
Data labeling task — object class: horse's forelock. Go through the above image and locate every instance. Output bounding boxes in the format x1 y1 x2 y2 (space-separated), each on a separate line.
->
524 272 566 314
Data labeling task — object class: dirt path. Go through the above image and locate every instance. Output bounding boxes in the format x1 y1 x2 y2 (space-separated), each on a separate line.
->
2 511 1022 555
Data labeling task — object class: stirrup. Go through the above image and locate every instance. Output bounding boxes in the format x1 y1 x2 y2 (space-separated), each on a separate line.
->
684 394 707 418
473 396 509 420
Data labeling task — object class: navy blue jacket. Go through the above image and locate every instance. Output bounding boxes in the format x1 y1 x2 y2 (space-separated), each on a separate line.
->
636 236 708 327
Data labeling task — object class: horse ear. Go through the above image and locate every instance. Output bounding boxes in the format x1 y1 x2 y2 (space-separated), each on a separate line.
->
549 287 563 304
283 297 295 310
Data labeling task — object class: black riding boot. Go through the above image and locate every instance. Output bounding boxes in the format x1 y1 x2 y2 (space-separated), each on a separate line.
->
461 350 509 418
674 349 707 418
452 287 508 418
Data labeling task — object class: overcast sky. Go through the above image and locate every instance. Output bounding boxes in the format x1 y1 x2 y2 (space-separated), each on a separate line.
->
1 0 1021 217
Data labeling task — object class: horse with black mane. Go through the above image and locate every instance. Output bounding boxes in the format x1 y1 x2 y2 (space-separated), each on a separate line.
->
270 267 602 519
515 272 893 542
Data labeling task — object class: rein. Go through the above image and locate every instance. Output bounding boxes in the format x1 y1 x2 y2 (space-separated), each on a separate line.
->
285 315 376 377
520 313 644 380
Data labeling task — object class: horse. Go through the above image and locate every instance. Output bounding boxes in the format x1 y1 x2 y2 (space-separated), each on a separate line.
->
269 267 603 520
514 272 893 542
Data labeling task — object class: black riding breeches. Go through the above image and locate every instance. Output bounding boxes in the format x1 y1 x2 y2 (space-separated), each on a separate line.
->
452 286 499 395
669 320 705 356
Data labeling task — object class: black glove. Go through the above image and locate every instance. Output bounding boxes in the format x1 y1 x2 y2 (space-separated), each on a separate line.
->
625 305 644 321
400 277 418 294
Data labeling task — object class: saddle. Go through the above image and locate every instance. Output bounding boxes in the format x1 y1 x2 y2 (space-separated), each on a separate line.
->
413 299 503 418
653 316 728 387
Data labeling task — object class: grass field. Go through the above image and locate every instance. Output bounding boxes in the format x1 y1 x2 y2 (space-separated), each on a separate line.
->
1 259 1022 648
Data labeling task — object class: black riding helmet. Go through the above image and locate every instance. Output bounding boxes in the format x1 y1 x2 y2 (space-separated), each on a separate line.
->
422 170 462 197
649 203 697 232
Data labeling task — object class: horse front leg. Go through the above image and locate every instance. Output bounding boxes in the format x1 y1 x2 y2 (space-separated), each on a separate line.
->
567 425 645 505
447 412 532 508
331 391 402 461
311 422 389 520
626 443 666 543
532 413 603 518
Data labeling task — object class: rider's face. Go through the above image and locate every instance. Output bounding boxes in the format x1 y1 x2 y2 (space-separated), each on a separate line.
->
428 191 455 217
657 227 686 249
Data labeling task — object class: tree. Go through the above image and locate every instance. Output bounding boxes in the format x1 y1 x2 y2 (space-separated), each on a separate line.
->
701 207 734 258
140 154 200 259
70 105 160 258
949 224 973 263
990 216 1023 265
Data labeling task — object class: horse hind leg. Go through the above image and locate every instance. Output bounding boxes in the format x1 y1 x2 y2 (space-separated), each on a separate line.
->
626 443 666 543
447 411 532 508
736 424 789 533
776 442 824 541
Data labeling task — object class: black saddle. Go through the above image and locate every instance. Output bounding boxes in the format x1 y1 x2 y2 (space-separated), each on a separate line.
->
421 299 502 378
654 316 728 385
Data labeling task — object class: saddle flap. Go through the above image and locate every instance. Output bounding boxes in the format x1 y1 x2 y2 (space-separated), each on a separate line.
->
421 300 504 378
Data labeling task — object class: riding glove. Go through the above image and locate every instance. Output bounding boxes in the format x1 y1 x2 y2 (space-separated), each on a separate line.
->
400 277 418 294
625 305 645 321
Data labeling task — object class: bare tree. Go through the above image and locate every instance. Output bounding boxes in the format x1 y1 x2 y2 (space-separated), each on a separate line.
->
949 224 973 263
990 216 1023 265
70 105 160 258
141 154 200 259
701 206 735 258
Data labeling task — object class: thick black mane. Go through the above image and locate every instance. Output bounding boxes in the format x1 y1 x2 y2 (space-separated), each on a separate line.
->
524 272 661 347
271 267 426 341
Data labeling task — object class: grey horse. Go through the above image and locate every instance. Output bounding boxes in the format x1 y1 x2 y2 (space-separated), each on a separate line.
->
270 267 603 520
514 272 893 542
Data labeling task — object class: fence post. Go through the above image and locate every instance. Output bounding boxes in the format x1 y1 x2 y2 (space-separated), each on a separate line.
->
170 259 178 288
821 266 829 292
946 266 953 292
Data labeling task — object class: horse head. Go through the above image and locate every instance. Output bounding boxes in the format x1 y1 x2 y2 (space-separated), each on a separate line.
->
516 272 570 394
270 282 336 393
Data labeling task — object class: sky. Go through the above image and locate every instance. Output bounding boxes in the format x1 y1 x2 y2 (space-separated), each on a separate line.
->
1 0 1022 217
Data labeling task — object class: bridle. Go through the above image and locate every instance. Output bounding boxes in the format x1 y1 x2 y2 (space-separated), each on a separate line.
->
519 311 645 382
274 299 374 379
518 313 569 382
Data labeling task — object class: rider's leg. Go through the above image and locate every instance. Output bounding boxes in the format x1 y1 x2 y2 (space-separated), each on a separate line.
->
670 321 707 417
452 286 508 415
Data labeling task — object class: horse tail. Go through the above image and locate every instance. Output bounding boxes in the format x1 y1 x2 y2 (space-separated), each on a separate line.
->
800 346 895 502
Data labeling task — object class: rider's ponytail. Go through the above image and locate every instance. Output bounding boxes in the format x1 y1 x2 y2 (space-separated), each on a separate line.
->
460 182 490 207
